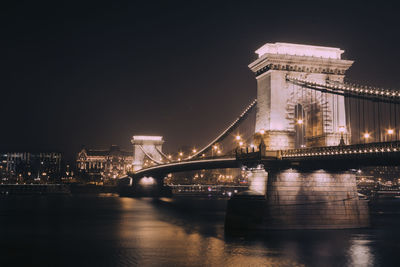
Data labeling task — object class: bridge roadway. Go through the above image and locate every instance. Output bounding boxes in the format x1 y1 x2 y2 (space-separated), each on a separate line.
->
131 141 400 179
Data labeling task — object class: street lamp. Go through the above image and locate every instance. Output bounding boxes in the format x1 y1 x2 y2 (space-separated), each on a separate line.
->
363 132 370 143
387 129 394 141
212 145 218 157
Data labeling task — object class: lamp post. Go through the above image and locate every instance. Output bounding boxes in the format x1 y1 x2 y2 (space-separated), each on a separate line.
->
212 145 218 157
387 129 394 142
363 132 370 144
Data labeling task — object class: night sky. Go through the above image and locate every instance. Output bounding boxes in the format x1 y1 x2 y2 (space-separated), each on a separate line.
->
2 1 400 162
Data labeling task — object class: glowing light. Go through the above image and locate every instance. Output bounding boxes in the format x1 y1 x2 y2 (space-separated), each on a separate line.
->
387 129 394 135
132 136 163 141
338 126 346 133
179 152 183 156
139 177 155 186
235 135 241 141
239 141 244 146
258 129 265 134
255 42 344 59
217 150 221 154
363 133 370 139
297 119 304 125
192 149 197 153
213 145 218 150
168 155 172 159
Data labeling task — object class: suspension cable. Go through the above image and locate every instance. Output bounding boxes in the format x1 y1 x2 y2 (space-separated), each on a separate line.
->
138 145 163 165
286 76 400 103
189 99 257 159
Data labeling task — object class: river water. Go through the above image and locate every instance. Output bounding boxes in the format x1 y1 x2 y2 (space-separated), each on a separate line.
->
0 195 399 267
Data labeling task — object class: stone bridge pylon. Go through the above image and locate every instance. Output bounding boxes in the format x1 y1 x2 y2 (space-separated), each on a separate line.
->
131 135 165 171
248 42 353 150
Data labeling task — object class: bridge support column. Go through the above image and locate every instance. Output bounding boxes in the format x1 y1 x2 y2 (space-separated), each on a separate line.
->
264 169 369 229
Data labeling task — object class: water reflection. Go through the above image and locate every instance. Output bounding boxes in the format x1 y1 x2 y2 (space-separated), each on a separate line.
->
0 195 398 266
348 238 374 267
117 197 305 266
117 197 400 267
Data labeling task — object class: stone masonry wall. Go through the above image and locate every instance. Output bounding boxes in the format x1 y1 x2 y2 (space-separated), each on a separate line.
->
262 131 295 150
264 169 369 229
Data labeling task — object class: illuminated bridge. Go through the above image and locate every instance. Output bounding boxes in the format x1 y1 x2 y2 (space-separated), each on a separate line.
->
125 42 400 230
132 141 400 179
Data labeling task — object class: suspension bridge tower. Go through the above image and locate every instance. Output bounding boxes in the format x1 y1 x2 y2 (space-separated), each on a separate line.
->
249 42 353 150
131 135 165 171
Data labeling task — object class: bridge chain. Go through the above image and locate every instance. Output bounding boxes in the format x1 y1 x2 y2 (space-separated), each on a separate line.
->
287 76 400 103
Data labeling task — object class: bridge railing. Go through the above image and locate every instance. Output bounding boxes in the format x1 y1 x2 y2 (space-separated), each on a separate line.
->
281 141 400 158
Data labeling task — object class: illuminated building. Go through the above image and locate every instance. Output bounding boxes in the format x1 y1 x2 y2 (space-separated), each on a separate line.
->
77 145 133 180
249 42 352 149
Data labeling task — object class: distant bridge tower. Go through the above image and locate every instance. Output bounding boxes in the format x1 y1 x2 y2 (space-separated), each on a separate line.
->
131 136 165 171
248 42 353 150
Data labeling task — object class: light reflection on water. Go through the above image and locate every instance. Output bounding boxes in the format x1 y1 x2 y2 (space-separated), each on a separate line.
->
0 195 399 266
117 197 303 266
348 239 374 267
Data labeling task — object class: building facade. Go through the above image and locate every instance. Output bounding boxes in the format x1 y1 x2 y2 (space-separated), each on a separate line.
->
77 145 133 180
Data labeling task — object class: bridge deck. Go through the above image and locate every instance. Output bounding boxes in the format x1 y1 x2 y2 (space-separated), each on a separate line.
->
131 141 400 178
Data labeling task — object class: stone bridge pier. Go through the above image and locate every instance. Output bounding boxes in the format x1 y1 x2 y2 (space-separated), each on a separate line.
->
264 169 369 229
227 165 369 231
225 42 369 232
